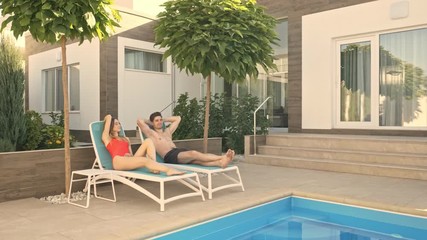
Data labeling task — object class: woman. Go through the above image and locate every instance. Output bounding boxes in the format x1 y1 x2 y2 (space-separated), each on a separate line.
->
102 114 183 176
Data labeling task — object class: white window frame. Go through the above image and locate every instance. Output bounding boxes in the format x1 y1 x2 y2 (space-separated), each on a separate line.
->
334 35 378 129
334 26 427 130
124 47 167 73
42 64 80 113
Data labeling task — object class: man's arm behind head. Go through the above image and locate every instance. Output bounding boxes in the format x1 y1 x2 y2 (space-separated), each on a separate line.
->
137 118 153 138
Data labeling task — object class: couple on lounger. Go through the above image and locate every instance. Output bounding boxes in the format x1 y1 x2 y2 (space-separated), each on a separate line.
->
103 113 235 176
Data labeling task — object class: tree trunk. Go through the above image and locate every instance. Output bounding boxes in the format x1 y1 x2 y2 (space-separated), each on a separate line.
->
61 37 71 194
203 74 211 153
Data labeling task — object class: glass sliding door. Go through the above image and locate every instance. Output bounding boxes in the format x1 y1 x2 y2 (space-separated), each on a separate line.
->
379 28 427 127
340 41 372 123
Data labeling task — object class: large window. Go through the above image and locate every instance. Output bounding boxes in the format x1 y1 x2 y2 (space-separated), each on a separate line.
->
125 48 166 73
379 28 427 127
43 64 80 112
337 27 427 128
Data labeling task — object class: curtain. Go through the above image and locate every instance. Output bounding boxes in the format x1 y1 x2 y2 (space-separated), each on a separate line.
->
379 28 427 127
125 49 165 72
340 42 371 122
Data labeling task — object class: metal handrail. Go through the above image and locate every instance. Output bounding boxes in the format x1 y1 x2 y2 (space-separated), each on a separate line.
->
160 100 176 113
253 96 271 155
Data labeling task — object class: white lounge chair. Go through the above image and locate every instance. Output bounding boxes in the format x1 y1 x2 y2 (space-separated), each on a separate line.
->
69 121 205 211
138 127 245 199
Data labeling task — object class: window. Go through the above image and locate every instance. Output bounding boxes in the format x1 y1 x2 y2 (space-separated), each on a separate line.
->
337 27 427 128
43 64 80 112
340 41 371 122
379 28 427 127
124 48 167 72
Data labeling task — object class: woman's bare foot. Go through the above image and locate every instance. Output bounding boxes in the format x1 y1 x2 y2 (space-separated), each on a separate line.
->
220 149 235 168
166 168 185 176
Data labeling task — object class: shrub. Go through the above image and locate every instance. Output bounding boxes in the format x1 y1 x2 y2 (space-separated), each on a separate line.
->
173 93 269 154
38 111 76 149
0 138 14 152
224 95 269 154
173 93 203 139
0 35 26 151
22 110 43 150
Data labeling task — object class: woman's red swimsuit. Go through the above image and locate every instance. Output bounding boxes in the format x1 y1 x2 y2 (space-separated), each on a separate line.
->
106 138 130 160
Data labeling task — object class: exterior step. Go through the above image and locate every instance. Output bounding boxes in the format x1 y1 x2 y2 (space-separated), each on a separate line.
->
265 134 427 155
257 145 427 168
244 133 427 180
244 154 427 181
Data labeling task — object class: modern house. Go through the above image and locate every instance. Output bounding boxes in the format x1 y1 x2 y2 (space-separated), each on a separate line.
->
24 0 427 143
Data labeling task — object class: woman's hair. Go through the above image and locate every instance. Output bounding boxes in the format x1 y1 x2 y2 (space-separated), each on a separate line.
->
109 117 117 135
104 116 124 138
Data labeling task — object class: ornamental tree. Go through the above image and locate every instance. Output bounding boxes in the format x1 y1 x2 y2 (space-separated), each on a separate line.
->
0 0 121 194
0 35 25 151
155 0 277 152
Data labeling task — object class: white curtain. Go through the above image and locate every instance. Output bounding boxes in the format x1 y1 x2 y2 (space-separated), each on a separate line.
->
125 49 164 72
379 28 427 127
340 42 371 122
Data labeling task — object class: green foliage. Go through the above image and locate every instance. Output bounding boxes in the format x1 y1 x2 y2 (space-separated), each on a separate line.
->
155 0 278 83
205 93 226 137
0 138 14 152
39 125 76 149
22 110 43 151
0 35 26 151
173 93 269 154
39 112 76 149
173 93 203 139
0 0 121 44
48 111 64 127
225 94 269 153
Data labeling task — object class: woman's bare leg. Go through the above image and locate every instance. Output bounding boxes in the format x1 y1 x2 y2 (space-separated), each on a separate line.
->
134 138 156 160
113 156 184 176
133 139 159 173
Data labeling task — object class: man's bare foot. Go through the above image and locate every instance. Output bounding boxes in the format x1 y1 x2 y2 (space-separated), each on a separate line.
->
166 168 185 176
221 149 235 168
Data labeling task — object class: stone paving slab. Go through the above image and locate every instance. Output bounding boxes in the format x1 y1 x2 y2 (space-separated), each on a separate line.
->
1 162 427 239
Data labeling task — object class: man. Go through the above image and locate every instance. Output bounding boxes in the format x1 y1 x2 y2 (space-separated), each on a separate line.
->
137 112 234 168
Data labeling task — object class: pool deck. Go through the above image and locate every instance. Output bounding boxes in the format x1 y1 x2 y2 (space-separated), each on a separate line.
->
1 161 427 239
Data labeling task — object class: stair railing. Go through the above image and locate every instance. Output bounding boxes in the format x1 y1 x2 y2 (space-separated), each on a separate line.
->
160 100 176 113
253 96 271 155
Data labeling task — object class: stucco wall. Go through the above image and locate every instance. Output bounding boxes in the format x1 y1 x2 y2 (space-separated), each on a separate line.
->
28 41 100 130
302 0 427 130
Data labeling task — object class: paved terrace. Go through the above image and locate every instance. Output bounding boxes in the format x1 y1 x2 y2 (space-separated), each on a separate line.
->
1 161 427 239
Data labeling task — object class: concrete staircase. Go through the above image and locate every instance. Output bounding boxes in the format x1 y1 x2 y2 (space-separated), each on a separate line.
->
244 134 427 180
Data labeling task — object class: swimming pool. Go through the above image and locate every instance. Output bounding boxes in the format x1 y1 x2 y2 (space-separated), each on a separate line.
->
153 196 427 240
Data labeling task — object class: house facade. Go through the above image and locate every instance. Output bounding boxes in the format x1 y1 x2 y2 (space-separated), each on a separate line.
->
24 0 427 142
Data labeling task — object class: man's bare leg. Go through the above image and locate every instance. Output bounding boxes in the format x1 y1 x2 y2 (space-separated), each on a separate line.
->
177 149 235 168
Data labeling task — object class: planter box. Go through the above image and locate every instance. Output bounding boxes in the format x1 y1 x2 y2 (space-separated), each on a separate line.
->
0 137 221 203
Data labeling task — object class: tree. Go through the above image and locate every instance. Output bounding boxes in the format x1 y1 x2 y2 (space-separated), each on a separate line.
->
0 0 121 194
155 0 277 152
0 35 25 151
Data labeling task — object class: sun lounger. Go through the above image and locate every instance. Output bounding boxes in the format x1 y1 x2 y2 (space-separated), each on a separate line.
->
138 127 245 199
68 121 205 211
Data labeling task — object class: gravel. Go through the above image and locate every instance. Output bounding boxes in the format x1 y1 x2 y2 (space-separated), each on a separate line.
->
40 191 91 204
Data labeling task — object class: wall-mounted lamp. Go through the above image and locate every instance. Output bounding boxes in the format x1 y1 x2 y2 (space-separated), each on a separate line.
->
56 51 61 62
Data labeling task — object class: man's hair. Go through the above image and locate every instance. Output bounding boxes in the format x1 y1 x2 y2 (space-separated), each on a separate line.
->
150 112 162 122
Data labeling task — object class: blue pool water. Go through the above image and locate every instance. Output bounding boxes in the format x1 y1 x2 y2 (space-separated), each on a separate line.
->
153 197 427 240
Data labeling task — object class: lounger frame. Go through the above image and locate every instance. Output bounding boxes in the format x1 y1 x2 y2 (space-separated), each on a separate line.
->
68 121 205 211
138 127 245 199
